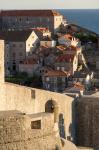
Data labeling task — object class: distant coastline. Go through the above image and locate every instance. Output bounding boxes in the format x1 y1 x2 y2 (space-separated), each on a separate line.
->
58 9 99 34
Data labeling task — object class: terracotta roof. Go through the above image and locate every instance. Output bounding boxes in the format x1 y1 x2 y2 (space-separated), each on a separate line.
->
57 45 79 52
57 45 66 51
30 27 51 40
56 54 75 63
59 34 80 42
44 70 68 77
0 10 62 17
0 30 33 41
60 34 73 40
32 27 50 33
74 82 85 90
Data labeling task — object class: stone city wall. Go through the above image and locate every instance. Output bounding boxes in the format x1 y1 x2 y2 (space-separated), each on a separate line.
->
76 98 99 150
0 110 62 150
4 82 74 140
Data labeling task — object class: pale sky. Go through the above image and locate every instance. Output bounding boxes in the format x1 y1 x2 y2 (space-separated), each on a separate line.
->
0 0 99 9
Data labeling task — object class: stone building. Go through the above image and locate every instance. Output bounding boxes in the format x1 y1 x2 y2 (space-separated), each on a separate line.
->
42 70 68 92
19 58 40 77
0 110 63 150
76 97 99 150
40 37 56 47
55 54 78 75
58 34 81 47
0 30 39 73
33 27 51 39
0 10 63 33
0 38 77 149
0 39 95 150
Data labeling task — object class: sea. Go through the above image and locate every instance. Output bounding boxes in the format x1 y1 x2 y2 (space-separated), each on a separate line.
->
58 9 99 34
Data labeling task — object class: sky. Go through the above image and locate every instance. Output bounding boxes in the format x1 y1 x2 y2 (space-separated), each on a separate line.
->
0 0 99 9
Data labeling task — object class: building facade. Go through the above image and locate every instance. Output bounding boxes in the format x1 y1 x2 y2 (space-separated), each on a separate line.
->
42 70 68 92
0 10 63 33
0 30 39 74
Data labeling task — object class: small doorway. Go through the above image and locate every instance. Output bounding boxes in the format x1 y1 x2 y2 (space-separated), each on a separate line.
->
45 99 59 123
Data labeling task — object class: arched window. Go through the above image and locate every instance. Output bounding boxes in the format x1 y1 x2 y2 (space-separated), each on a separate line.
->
45 99 59 123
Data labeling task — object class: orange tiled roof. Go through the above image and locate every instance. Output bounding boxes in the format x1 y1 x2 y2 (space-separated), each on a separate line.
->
44 70 68 77
57 45 66 51
57 45 79 52
56 54 75 63
74 82 85 90
33 27 50 33
61 34 73 40
0 10 62 17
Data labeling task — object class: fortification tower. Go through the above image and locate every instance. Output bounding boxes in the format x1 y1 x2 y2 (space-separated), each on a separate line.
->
0 39 6 110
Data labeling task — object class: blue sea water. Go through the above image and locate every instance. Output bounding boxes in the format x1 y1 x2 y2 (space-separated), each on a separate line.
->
58 9 99 34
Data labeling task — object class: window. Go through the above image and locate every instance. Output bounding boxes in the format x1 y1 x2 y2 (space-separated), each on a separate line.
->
47 18 49 22
40 18 42 22
62 77 65 82
31 89 35 99
46 77 49 81
12 52 16 58
61 67 64 71
13 44 16 47
20 61 23 64
45 42 47 46
20 44 23 47
13 23 15 26
31 120 41 129
19 52 23 56
67 136 71 141
19 18 22 22
47 84 50 89
57 67 60 70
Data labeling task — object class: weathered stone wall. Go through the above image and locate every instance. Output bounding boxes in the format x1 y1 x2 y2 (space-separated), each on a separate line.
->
0 110 62 150
76 97 99 149
0 39 76 149
0 40 6 110
77 147 94 150
4 82 75 141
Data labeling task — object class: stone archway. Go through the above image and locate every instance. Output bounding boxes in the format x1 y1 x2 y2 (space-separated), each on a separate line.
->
45 99 59 123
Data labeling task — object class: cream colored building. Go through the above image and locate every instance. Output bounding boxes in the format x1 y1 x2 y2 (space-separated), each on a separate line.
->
33 27 51 38
40 37 56 47
0 10 63 33
0 30 39 73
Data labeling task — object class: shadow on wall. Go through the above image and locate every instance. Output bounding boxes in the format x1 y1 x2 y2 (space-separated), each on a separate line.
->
45 99 66 139
59 113 66 139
